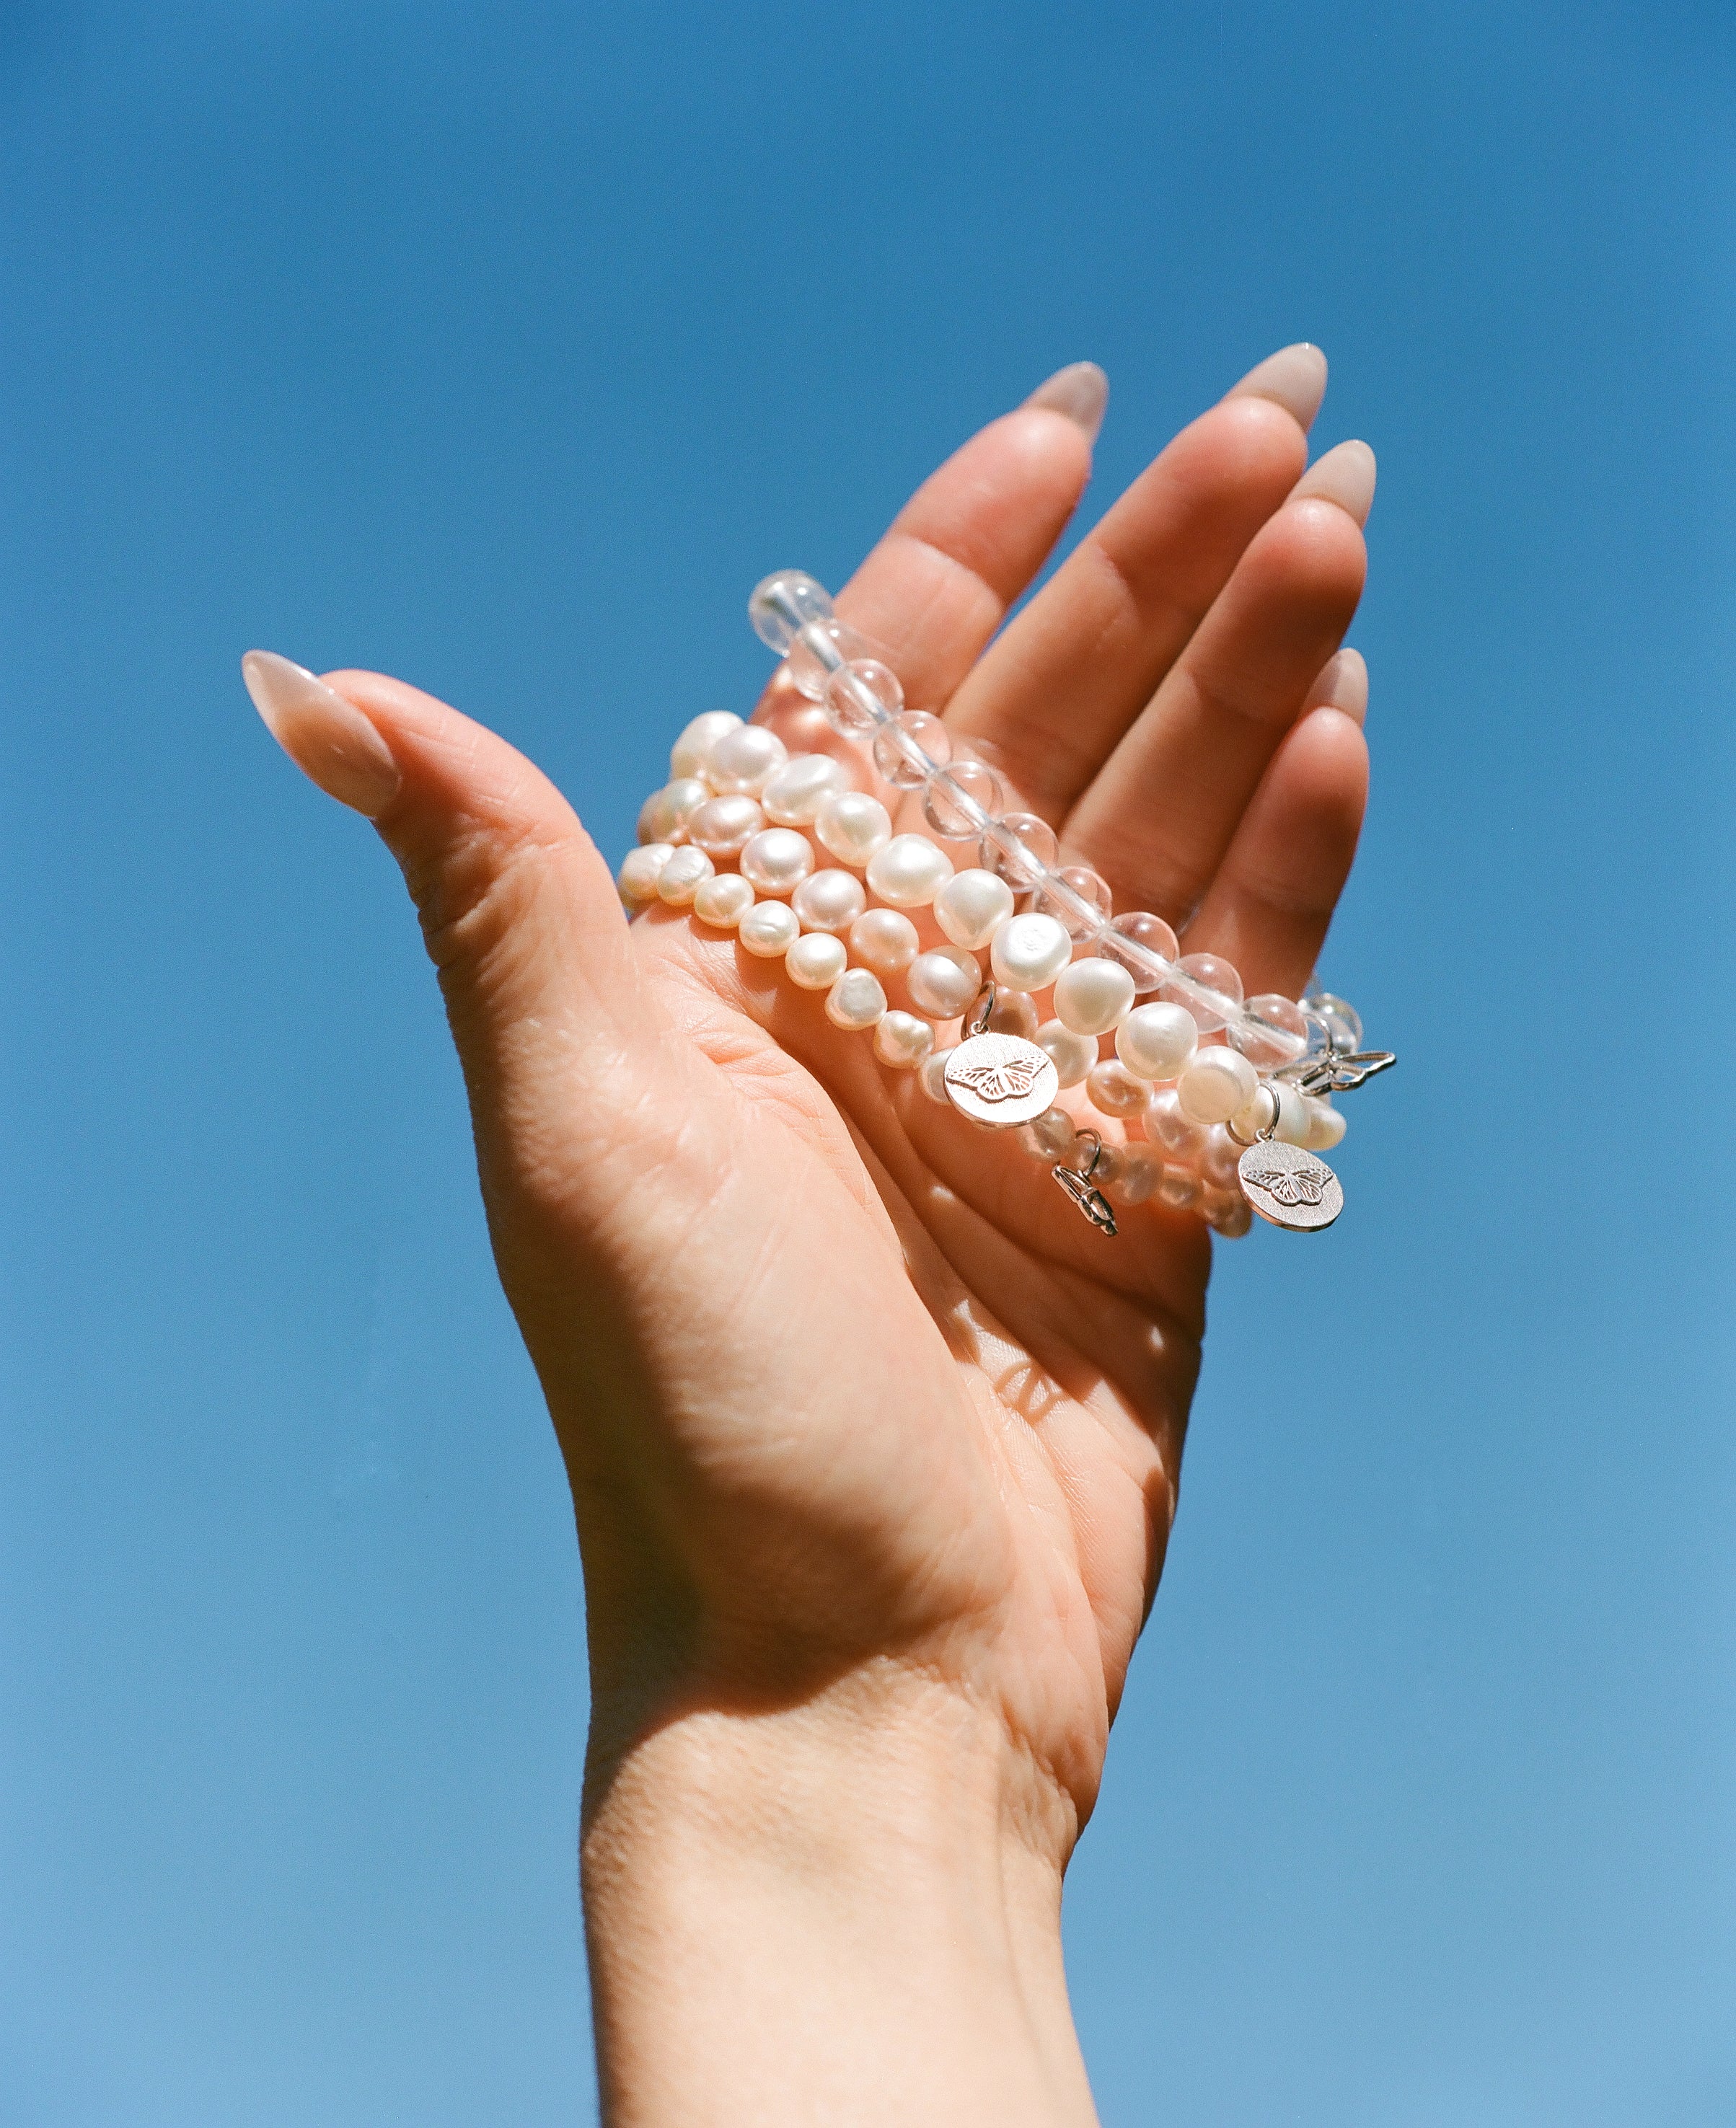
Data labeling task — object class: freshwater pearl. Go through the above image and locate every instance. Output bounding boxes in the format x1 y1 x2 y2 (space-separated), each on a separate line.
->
688 794 765 858
814 790 893 868
990 911 1072 992
1145 1086 1207 1160
907 945 984 1020
1035 1020 1095 1090
706 723 788 796
1020 1106 1078 1161
785 931 848 990
1199 1128 1244 1191
1204 1188 1254 1238
792 868 867 934
1159 1170 1202 1212
692 873 757 929
762 753 849 827
848 907 920 976
738 899 801 958
1086 1059 1150 1118
918 1050 954 1105
874 1011 935 1069
1305 1098 1347 1152
638 776 710 846
740 827 815 896
1229 1084 1279 1140
1106 1148 1161 1207
826 967 888 1031
1115 1002 1197 1082
933 867 1015 950
655 845 715 906
984 991 1040 1039
1053 957 1136 1038
1178 1046 1259 1124
617 843 673 907
865 833 954 909
670 710 742 780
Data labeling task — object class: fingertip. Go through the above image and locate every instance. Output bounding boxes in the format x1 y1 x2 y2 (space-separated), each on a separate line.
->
1292 439 1377 526
1303 647 1369 726
1224 343 1329 432
1021 360 1109 445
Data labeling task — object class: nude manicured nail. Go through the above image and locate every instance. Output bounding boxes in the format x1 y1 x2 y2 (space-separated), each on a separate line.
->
1225 343 1329 431
1023 361 1109 444
242 650 402 817
1304 647 1369 726
1292 438 1377 526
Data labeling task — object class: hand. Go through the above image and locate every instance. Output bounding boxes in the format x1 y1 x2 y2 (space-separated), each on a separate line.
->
245 345 1372 2126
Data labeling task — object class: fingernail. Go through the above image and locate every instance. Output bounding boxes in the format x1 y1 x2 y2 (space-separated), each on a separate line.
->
1023 361 1109 445
1225 343 1328 431
1292 438 1377 526
1305 647 1368 726
242 650 402 818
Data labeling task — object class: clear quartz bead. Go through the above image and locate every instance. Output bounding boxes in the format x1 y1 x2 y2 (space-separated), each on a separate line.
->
977 811 1057 888
789 621 874 702
922 759 1004 840
872 710 949 787
1305 989 1364 1052
1231 992 1309 1069
1097 911 1180 994
1163 951 1245 1033
824 657 902 736
1034 865 1112 940
748 571 834 653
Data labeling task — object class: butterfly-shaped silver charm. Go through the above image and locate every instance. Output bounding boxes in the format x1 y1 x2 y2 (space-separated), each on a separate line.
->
943 1033 1059 1127
1285 1048 1397 1098
1236 1140 1344 1232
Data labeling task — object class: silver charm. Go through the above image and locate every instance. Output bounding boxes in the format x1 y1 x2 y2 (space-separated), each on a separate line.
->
1279 1048 1396 1098
1238 1139 1344 1232
1052 1129 1117 1237
943 1032 1058 1128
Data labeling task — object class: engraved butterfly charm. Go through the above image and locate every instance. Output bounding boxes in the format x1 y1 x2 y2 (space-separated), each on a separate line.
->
951 1056 1043 1105
942 1033 1059 1129
1235 1139 1345 1232
1241 1161 1330 1209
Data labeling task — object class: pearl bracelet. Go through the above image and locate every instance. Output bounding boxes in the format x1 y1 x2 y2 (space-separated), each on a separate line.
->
619 571 1394 1237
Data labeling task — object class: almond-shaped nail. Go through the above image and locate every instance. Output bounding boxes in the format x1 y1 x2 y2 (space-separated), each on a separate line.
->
1303 647 1368 726
242 651 402 818
1023 361 1109 445
1225 343 1328 431
1292 438 1376 526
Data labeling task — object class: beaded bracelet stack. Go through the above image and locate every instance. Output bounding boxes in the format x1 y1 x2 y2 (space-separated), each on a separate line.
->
619 572 1393 1238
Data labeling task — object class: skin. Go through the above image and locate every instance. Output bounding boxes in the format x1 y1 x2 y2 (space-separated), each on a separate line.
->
252 353 1371 2124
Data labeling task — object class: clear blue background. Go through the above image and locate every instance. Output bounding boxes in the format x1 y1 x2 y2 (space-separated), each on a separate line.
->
2 2 1732 2121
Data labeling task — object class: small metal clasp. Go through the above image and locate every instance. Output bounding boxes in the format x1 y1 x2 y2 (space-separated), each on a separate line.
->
1052 1128 1118 1237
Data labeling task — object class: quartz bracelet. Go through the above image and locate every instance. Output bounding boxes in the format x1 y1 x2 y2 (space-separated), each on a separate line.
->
618 571 1395 1237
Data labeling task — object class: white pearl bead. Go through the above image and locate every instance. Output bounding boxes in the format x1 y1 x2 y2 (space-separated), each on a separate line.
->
1085 1059 1150 1118
907 945 983 1020
762 753 849 826
1304 1097 1347 1151
1229 1083 1278 1139
692 873 756 929
687 794 765 857
1106 1147 1162 1206
785 931 849 989
1145 1085 1207 1160
814 790 893 869
990 911 1072 992
865 833 954 909
1177 1046 1259 1124
791 868 867 935
656 845 715 905
918 1049 954 1105
670 710 742 780
706 723 788 796
1199 1128 1243 1190
1035 1019 1095 1090
984 990 1039 1039
847 907 920 976
638 776 710 846
1272 1082 1310 1146
617 843 673 907
1053 957 1136 1038
739 827 815 896
737 899 801 958
826 967 887 1030
1020 1106 1078 1161
933 867 1015 950
1115 1002 1198 1081
874 1010 935 1068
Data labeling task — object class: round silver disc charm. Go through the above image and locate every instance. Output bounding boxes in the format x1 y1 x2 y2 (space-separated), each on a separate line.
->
1237 1139 1344 1232
943 1033 1058 1128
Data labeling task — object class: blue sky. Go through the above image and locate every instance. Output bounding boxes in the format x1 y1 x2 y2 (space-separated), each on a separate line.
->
2 1 1734 2120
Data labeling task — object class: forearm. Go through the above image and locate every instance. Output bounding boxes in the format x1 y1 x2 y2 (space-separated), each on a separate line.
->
581 1665 1100 2128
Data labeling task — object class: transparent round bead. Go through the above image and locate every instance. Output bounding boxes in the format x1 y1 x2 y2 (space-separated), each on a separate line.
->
1204 1188 1253 1239
740 827 815 896
785 931 848 990
1096 911 1180 994
918 1048 956 1105
1035 1020 1095 1090
737 899 801 958
617 843 673 909
638 776 710 846
1305 989 1364 1053
1034 864 1112 941
1178 1045 1259 1123
977 811 1057 888
670 710 744 780
865 834 953 909
814 790 892 868
922 760 1004 841
1305 1098 1347 1152
1199 1129 1245 1191
791 867 867 935
655 845 715 906
1086 1059 1150 1118
825 967 887 1031
1106 1147 1161 1206
762 753 849 827
1145 1086 1208 1160
1159 1169 1202 1213
692 873 756 929
847 907 920 976
688 794 765 858
824 656 902 736
1019 1106 1078 1162
1162 950 1245 1033
990 911 1072 993
790 621 875 703
706 723 788 797
907 945 984 1020
1230 992 1309 1069
871 710 948 787
1053 956 1135 1038
933 868 1014 952
874 1011 935 1069
748 570 834 653
984 989 1039 1039
1115 1002 1198 1082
